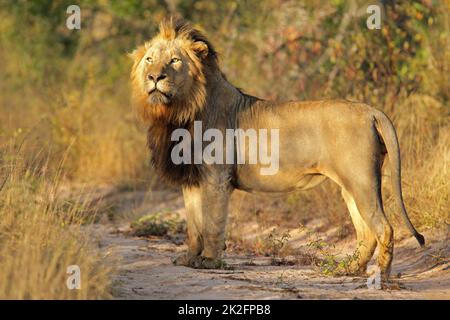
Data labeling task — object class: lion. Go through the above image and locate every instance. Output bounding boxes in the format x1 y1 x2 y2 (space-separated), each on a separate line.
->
129 17 424 280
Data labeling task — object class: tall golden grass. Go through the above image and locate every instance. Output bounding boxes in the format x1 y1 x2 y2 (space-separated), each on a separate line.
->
0 75 150 185
0 141 111 299
0 141 112 299
390 94 449 230
0 12 148 298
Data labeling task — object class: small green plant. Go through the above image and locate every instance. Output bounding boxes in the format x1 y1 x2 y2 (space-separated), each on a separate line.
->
299 225 360 276
260 228 292 258
130 211 186 237
306 238 338 275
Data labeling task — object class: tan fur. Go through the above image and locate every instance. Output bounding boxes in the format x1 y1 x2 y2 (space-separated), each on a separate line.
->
129 17 424 278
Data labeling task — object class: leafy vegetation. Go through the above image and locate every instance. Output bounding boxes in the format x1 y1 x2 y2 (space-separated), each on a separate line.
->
130 211 186 237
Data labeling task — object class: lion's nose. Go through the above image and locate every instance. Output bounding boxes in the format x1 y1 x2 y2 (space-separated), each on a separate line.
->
148 73 167 82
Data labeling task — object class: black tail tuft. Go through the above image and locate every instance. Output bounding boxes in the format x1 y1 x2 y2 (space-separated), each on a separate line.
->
415 233 425 247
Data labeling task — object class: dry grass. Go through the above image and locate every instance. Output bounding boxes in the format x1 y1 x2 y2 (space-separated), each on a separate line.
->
0 142 112 299
0 10 151 187
0 13 146 299
389 94 450 230
391 103 447 232
0 81 150 186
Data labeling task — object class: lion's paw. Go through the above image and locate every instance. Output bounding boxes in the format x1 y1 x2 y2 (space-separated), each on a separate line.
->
190 256 230 270
172 253 192 266
172 253 232 270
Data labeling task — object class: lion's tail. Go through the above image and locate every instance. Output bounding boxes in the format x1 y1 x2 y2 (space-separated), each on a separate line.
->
373 110 425 247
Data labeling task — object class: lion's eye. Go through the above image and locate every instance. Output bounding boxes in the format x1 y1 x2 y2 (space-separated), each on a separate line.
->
170 57 181 64
146 57 153 64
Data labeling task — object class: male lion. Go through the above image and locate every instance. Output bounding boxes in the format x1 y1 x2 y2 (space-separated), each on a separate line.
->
129 17 424 280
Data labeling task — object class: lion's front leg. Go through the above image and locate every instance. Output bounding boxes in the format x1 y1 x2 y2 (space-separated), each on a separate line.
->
172 186 204 266
173 181 231 269
197 183 231 269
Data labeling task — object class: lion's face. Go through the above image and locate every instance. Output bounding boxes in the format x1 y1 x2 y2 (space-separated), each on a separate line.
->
130 18 217 124
138 41 194 105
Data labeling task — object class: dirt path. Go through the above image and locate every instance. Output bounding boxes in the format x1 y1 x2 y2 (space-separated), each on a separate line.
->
84 187 449 300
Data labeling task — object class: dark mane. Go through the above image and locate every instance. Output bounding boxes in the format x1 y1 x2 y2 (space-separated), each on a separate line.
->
147 120 203 186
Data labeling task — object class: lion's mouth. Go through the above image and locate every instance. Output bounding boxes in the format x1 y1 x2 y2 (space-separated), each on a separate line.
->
148 88 172 104
148 88 172 99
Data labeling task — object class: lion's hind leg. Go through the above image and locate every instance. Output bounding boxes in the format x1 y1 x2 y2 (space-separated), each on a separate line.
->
344 182 394 280
341 189 377 275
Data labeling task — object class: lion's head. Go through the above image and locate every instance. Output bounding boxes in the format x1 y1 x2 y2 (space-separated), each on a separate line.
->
129 17 217 124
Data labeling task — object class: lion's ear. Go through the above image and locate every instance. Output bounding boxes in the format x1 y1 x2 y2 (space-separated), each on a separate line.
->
192 41 209 59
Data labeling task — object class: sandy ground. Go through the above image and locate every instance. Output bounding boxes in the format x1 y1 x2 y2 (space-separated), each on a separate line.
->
82 187 449 300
